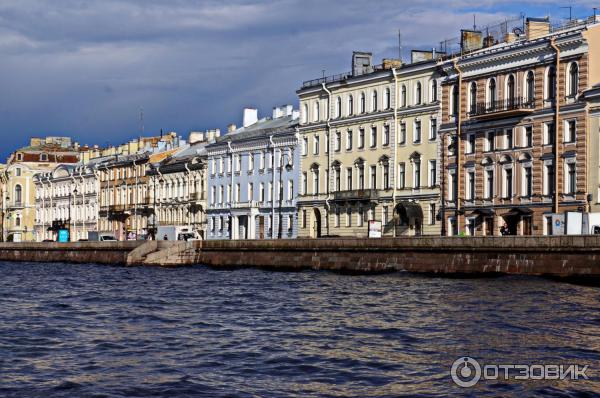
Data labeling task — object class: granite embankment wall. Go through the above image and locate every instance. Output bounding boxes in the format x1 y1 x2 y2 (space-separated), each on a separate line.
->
2 237 600 278
0 241 143 264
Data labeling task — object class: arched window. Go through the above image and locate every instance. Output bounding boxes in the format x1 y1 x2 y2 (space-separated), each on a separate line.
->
14 185 22 204
546 66 556 101
469 82 477 114
488 78 497 107
451 85 459 116
526 71 535 104
313 101 320 122
302 103 308 124
348 95 354 115
385 88 391 109
415 82 422 105
569 63 579 97
507 74 515 105
336 96 342 118
360 92 366 113
431 79 438 102
372 90 378 112
401 85 407 107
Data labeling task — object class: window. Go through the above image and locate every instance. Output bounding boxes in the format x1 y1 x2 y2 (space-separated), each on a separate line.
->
358 128 364 149
383 206 389 225
385 88 391 109
413 120 421 143
313 168 320 195
358 164 365 189
302 137 308 156
466 134 475 154
302 210 307 228
325 133 329 154
358 207 364 227
383 125 390 146
40 153 48 161
346 167 353 190
248 153 254 171
398 163 405 189
288 214 293 233
235 155 241 172
429 119 437 140
452 85 459 116
219 185 224 203
347 130 354 151
399 123 406 145
526 71 535 104
485 131 495 152
448 171 456 201
565 120 576 143
429 160 437 187
302 103 308 124
544 122 555 145
346 207 352 227
348 95 354 115
372 90 378 111
544 163 555 196
211 186 216 204
467 170 475 200
336 96 342 118
429 203 436 225
248 183 254 201
16 153 23 161
546 66 556 101
415 82 422 105
288 180 294 200
488 78 497 106
431 79 438 102
485 169 494 199
383 163 390 189
506 74 515 105
15 168 21 177
335 207 341 227
14 184 22 204
566 162 577 194
469 82 477 114
335 132 341 152
313 101 320 122
523 166 532 197
370 127 377 148
568 63 578 97
524 126 533 147
504 168 513 199
360 92 366 113
302 172 307 195
505 129 513 149
334 167 341 191
401 85 407 107
235 184 240 202
313 135 320 155
370 165 377 189
413 160 421 188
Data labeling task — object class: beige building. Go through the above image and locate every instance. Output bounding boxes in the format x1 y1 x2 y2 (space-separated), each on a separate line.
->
296 52 442 238
1 137 80 242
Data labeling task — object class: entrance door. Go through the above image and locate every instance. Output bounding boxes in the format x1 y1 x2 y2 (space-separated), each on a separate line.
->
313 209 322 238
523 216 532 235
259 216 265 239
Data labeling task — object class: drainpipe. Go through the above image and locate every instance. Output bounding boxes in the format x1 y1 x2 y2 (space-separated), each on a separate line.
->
227 141 235 239
184 161 192 232
550 38 561 214
269 135 276 239
78 166 86 239
70 173 77 240
92 165 100 232
392 68 400 237
452 58 464 233
322 82 332 236
157 166 164 232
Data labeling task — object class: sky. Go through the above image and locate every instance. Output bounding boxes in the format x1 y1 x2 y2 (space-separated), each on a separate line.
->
0 0 598 160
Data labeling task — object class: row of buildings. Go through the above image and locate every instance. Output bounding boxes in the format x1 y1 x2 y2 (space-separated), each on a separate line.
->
3 14 600 241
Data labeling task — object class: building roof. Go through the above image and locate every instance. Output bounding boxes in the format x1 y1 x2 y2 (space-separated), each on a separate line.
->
214 115 298 145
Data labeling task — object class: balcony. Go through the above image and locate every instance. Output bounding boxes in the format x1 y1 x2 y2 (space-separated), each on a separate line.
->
109 204 127 213
333 189 379 202
7 201 24 209
469 98 535 120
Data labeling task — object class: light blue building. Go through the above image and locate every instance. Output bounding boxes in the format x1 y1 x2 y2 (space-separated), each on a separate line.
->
206 105 299 240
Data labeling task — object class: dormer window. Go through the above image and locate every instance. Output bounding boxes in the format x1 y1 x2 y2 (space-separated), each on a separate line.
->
16 153 23 161
40 153 48 162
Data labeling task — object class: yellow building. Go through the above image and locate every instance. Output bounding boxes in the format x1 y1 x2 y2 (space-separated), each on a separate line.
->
296 52 442 238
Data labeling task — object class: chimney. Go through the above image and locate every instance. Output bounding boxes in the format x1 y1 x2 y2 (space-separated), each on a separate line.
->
526 17 550 41
504 32 517 44
214 128 221 138
352 51 373 76
227 124 237 133
189 132 205 144
243 108 258 127
461 30 483 53
483 35 496 48
272 106 282 119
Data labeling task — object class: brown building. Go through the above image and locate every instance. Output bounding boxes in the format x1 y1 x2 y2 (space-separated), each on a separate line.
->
439 16 600 236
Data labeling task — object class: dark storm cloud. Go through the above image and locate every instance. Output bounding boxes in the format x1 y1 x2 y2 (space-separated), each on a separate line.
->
0 0 571 159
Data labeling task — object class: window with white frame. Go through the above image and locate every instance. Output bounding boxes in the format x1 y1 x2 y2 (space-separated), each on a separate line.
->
336 96 342 118
335 207 340 227
383 125 390 146
568 62 579 98
335 132 341 151
346 167 353 190
302 172 307 195
398 162 406 189
429 119 437 140
413 120 421 143
348 94 354 115
259 183 265 202
543 162 554 196
302 137 308 156
544 122 555 145
347 130 354 150
313 135 320 155
524 126 533 147
372 90 378 112
399 122 406 145
357 207 364 227
485 131 495 152
565 119 576 143
522 165 532 197
429 203 436 225
428 160 437 187
413 160 421 188
360 92 366 113
248 182 254 201
466 169 475 200
466 133 475 154
485 168 493 199
565 159 577 194
370 165 377 189
383 206 389 225
313 101 320 122
346 207 352 227
430 79 437 102
385 88 391 109
415 82 422 105
370 126 377 148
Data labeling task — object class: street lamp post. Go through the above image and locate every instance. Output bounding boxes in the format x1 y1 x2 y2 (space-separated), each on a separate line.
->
277 151 293 239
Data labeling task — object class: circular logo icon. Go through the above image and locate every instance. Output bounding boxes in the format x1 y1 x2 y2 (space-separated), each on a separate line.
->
451 357 482 387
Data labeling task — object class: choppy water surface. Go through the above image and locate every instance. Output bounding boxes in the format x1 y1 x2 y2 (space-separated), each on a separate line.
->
0 262 599 397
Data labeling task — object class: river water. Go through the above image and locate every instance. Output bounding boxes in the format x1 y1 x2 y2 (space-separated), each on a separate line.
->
0 262 599 397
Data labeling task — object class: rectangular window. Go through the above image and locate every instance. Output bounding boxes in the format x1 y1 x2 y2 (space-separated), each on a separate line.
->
544 122 555 145
429 203 436 225
504 168 513 198
525 126 533 147
466 134 475 154
358 166 365 189
313 170 319 195
467 170 475 200
288 180 293 201
347 130 353 151
383 125 390 146
398 163 405 189
414 161 421 188
335 132 341 152
335 207 340 227
302 137 308 156
259 152 265 170
288 215 293 233
313 135 320 155
485 169 494 199
325 133 329 154
370 127 377 148
506 129 513 149
567 162 576 194
414 120 421 143
358 207 364 227
485 131 495 152
370 165 377 189
544 164 555 196
383 206 389 225
383 164 389 189
430 119 437 140
259 183 265 202
399 123 406 145
429 160 437 187
358 129 365 149
248 183 253 201
523 167 532 197
302 210 307 228
346 207 352 227
566 120 576 143
346 168 353 190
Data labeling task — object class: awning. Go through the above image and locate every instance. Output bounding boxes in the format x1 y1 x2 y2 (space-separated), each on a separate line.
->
503 207 533 217
467 208 495 217
395 202 423 219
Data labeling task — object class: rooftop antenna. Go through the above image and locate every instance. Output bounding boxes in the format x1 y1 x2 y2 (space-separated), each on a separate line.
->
561 6 573 21
473 14 477 30
398 30 403 61
140 107 144 135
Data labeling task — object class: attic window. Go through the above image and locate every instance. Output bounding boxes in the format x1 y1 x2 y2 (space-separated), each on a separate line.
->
16 153 23 161
40 153 48 161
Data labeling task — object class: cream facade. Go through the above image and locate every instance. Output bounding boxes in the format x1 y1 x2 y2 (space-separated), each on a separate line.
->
296 52 441 238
